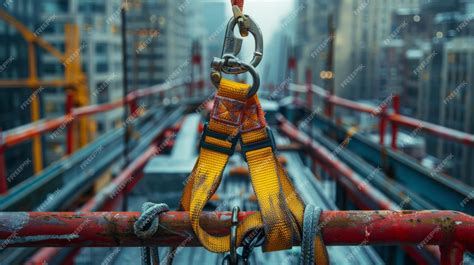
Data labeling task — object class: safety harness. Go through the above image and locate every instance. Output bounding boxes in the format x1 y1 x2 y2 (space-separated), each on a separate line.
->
135 2 329 264
180 79 329 264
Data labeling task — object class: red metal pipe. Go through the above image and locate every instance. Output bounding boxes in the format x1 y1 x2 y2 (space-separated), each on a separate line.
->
1 79 197 149
278 116 398 210
65 92 74 155
389 114 474 146
391 95 400 150
287 56 298 99
327 95 376 114
4 116 68 147
27 124 180 264
305 87 474 147
28 140 172 263
278 116 442 262
440 244 465 265
0 211 472 253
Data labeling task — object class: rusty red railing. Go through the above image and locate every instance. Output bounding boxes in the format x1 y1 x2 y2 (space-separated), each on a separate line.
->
278 115 445 263
0 210 472 265
25 121 183 264
287 83 474 149
0 78 206 194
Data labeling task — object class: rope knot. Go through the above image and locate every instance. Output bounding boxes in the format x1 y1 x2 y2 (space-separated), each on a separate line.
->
134 202 169 239
134 202 169 265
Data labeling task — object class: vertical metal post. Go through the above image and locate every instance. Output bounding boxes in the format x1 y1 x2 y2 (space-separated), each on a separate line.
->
66 92 74 155
31 95 43 173
121 2 129 211
121 3 130 167
129 99 138 117
391 94 400 150
379 105 388 146
325 14 335 120
440 245 464 265
28 40 43 174
0 129 7 194
324 95 333 118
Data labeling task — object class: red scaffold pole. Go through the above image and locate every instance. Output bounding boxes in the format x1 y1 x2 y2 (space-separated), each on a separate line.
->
0 210 472 261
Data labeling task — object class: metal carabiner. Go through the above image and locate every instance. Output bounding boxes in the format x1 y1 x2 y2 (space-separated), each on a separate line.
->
220 15 263 74
222 206 244 265
211 55 260 98
230 206 240 264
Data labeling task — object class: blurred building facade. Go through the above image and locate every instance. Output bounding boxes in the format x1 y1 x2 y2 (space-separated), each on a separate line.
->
294 0 473 184
38 0 124 163
336 0 474 184
335 0 420 100
295 0 339 87
422 0 474 184
0 0 39 183
366 0 474 184
125 0 191 91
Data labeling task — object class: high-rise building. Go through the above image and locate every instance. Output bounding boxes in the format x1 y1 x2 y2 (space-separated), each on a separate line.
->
379 0 474 185
335 0 420 100
38 0 124 163
379 8 426 117
409 0 474 185
437 37 473 183
0 0 40 185
125 0 191 91
295 0 339 87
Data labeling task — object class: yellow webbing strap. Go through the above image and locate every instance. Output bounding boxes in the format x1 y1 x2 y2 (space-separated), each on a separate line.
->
179 79 329 264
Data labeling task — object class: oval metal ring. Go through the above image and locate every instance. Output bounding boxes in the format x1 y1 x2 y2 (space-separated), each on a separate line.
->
210 59 260 99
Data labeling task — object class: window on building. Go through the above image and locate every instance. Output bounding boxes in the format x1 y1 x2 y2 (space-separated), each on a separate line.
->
43 63 57 75
97 63 109 73
41 0 68 13
97 82 109 104
95 43 107 54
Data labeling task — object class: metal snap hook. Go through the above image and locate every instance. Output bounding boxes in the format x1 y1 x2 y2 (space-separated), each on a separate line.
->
230 206 240 264
221 15 263 74
210 55 260 99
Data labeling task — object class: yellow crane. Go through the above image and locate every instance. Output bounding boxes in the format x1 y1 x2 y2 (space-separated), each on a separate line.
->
0 8 90 174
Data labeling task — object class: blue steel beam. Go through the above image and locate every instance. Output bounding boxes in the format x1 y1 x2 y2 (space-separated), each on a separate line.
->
309 113 474 215
305 128 436 211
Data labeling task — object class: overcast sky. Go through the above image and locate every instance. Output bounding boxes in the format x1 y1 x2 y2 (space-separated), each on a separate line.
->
202 0 296 49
